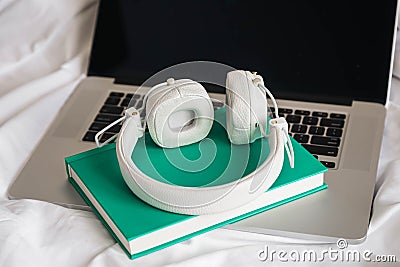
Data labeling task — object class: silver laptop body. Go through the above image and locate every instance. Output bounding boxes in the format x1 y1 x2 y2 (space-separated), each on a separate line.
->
8 0 399 243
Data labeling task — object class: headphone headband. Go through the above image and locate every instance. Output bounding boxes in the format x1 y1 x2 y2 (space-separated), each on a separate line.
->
116 107 290 215
96 71 295 215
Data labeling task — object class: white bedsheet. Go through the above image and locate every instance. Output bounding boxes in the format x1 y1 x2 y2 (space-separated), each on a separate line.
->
0 1 399 266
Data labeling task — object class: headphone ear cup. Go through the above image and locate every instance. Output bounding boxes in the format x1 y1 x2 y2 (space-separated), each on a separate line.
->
226 71 267 144
226 70 252 144
146 79 214 148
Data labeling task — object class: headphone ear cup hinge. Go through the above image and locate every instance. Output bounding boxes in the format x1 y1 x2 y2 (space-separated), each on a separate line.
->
270 117 295 168
125 107 144 138
269 117 288 131
248 71 264 87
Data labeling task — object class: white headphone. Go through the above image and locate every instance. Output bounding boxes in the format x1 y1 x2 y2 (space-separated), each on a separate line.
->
95 70 294 215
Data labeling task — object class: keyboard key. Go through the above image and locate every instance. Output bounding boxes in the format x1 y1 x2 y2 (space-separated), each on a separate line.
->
311 136 341 147
321 161 336 168
312 111 328 117
330 113 346 119
130 99 137 106
89 122 107 132
100 132 116 143
293 134 310 143
137 100 143 108
121 98 132 107
286 115 301 123
320 118 344 128
124 98 137 107
82 131 96 142
270 107 275 113
109 92 124 97
212 101 224 109
295 109 311 116
108 124 122 133
326 128 343 137
291 124 307 133
278 113 285 118
95 114 122 123
302 116 319 125
126 93 133 98
278 108 293 114
132 94 141 99
140 109 146 119
105 97 121 105
302 144 338 157
100 105 124 115
89 122 122 133
309 126 325 135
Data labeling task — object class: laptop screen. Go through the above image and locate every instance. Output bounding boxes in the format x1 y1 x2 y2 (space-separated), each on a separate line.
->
88 0 397 105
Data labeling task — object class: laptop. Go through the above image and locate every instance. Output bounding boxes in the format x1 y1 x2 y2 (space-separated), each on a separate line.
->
8 0 399 243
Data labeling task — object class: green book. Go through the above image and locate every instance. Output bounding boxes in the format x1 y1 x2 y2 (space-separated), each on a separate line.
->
65 109 327 260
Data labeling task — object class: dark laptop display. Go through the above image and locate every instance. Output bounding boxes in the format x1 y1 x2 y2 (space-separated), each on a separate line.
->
88 1 397 105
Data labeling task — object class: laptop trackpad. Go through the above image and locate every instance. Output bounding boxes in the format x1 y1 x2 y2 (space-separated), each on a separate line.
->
342 116 377 171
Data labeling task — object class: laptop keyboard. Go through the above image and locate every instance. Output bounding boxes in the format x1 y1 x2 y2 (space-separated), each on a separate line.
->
82 91 224 144
82 91 346 169
271 107 347 169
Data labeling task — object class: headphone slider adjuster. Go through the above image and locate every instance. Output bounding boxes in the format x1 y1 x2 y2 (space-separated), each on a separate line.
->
125 107 144 137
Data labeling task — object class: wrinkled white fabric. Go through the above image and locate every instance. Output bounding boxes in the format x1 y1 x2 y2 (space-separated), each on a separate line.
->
0 1 399 266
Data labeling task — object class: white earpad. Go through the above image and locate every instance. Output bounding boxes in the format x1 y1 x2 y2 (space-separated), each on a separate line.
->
146 79 214 148
226 70 267 144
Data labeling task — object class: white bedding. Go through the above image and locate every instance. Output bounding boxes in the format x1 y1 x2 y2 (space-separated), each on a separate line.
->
1 1 399 266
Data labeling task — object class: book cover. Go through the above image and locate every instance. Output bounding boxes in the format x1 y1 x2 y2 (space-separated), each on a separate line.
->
66 109 328 259
66 146 327 259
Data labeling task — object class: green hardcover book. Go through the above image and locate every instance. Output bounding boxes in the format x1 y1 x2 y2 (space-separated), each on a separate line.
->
65 108 327 259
